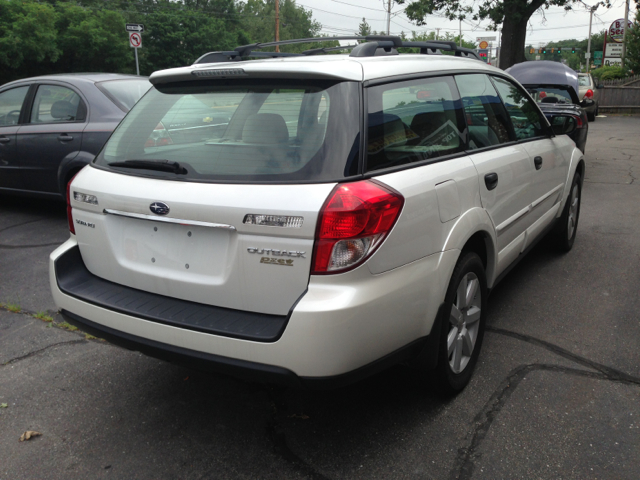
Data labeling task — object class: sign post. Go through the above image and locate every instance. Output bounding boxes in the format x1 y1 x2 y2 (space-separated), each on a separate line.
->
126 24 144 76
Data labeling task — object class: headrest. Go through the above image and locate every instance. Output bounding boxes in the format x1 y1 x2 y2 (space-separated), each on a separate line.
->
50 101 76 120
242 113 288 144
540 97 559 103
410 112 447 136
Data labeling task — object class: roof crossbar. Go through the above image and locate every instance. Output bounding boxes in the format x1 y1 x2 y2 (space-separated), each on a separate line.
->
193 35 480 65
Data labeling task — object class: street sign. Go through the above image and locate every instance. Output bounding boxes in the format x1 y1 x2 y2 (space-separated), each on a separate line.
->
476 36 496 41
605 43 623 58
535 55 541 61
129 32 142 48
608 19 632 43
479 41 489 49
126 23 144 33
604 58 622 67
594 51 603 59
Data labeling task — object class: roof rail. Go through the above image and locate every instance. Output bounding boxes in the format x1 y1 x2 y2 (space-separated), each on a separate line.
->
193 35 481 65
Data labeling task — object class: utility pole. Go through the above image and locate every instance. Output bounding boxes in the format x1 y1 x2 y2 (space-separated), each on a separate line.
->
621 0 630 69
459 19 462 47
275 0 280 52
386 0 391 35
436 27 440 40
586 5 598 73
496 29 501 68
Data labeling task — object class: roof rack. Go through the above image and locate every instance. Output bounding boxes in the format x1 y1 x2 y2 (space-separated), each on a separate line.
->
193 35 481 64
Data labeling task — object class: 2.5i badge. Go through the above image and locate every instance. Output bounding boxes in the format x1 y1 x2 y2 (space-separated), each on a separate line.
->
260 257 294 266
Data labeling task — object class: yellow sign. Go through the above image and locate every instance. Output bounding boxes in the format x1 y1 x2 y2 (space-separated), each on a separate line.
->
479 41 489 49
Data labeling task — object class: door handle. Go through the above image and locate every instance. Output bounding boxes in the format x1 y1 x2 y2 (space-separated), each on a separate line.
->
534 156 543 170
484 172 499 191
0 137 10 144
57 134 74 142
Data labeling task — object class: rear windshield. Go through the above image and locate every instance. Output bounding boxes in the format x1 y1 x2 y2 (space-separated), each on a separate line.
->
578 75 591 87
525 86 575 105
96 79 152 111
93 80 360 183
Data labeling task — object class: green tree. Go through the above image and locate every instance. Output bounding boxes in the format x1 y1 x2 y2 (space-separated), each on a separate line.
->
399 0 614 69
357 17 372 37
627 8 640 73
0 0 60 84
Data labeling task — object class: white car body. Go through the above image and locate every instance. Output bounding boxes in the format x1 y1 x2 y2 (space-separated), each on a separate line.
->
50 48 585 390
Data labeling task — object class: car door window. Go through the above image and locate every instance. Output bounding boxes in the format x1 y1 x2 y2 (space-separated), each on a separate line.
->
455 74 513 149
491 76 547 141
0 86 29 126
365 76 466 172
30 85 86 123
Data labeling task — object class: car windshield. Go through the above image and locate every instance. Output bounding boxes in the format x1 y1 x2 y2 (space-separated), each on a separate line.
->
97 79 152 111
525 86 574 105
578 75 591 87
93 80 360 183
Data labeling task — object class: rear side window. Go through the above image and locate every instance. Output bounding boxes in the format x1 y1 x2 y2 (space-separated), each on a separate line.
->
491 76 547 141
365 76 466 172
96 79 152 111
455 74 513 149
578 75 591 87
0 86 29 126
30 85 86 123
95 80 360 183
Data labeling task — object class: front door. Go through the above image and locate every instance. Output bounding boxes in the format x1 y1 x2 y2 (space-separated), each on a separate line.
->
0 85 30 190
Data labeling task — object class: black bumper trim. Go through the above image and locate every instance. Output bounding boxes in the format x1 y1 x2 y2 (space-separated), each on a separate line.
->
55 246 288 342
61 310 430 390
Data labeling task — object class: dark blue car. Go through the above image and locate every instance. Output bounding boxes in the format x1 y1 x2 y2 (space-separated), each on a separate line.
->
0 73 151 198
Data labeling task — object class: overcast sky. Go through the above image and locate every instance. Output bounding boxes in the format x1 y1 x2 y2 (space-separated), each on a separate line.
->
296 0 632 47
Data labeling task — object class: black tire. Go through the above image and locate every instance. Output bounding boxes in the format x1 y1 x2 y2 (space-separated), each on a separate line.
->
552 172 582 252
433 252 488 395
587 110 595 122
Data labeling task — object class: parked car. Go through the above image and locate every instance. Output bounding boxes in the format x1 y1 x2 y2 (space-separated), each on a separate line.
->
506 61 589 152
578 72 602 121
0 73 151 198
51 37 584 394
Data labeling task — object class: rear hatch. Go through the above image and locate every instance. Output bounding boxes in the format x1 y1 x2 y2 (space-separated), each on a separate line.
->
71 77 360 316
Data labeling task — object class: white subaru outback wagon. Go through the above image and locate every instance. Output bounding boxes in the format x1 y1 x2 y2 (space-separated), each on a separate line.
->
50 37 584 394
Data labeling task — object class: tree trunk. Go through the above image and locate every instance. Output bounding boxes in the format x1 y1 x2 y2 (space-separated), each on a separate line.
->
499 4 529 69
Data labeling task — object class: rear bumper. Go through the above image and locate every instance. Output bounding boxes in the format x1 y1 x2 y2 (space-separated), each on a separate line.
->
50 237 458 385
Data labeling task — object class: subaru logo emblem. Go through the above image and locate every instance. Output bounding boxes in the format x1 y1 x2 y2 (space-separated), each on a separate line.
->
150 202 170 216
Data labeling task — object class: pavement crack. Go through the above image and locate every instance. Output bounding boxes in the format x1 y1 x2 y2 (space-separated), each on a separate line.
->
263 386 331 480
487 326 640 385
0 217 47 234
1 339 87 366
0 242 62 249
450 364 625 480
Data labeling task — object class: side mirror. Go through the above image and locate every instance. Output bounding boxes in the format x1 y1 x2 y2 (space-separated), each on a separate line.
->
550 115 579 136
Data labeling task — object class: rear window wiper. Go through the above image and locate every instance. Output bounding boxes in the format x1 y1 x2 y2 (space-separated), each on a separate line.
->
107 159 187 174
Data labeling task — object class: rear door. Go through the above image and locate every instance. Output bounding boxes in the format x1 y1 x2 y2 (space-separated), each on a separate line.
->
17 83 87 194
0 85 31 190
490 76 568 245
455 74 536 270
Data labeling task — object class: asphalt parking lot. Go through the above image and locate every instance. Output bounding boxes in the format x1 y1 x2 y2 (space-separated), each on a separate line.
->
1 115 639 480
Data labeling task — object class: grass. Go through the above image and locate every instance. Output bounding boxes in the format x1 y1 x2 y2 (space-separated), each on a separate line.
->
33 311 54 322
57 321 79 332
1 302 22 313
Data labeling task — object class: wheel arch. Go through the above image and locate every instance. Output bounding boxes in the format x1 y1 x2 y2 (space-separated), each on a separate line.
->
57 151 94 197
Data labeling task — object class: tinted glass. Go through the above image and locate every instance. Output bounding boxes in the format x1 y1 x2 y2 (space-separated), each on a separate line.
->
30 85 84 123
525 87 574 105
491 77 546 140
455 74 513 149
0 86 29 126
97 79 152 111
366 76 466 172
95 80 360 183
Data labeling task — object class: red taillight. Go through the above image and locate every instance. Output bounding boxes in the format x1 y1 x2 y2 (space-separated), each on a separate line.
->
584 89 594 99
144 122 173 147
311 180 404 274
573 115 584 129
66 173 79 234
